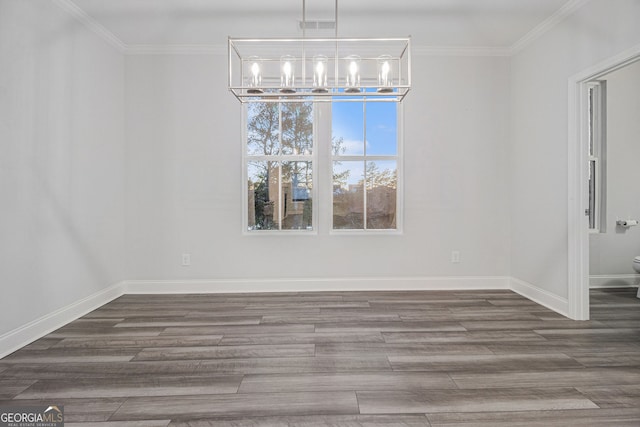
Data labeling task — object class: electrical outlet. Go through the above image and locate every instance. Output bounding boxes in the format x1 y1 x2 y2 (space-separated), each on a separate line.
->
451 250 460 264
182 253 191 266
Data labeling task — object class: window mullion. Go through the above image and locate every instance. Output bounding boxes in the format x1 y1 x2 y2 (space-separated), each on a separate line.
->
278 103 283 230
363 101 368 230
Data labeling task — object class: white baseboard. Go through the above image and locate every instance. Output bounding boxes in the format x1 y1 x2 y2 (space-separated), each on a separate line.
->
124 276 511 294
510 277 570 317
0 282 125 359
589 274 640 288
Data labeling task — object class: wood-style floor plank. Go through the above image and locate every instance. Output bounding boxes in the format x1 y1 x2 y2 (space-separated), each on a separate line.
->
113 317 262 327
357 388 599 414
132 344 315 361
0 379 37 399
110 392 359 420
260 313 402 324
399 311 540 322
218 332 384 346
567 351 640 367
0 361 204 379
237 372 456 393
0 348 138 364
52 335 224 349
14 375 242 399
389 353 583 372
426 408 640 427
451 367 640 389
382 330 547 344
487 342 640 355
168 415 431 426
194 356 392 375
160 324 315 335
315 342 493 357
0 287 638 424
46 327 165 338
576 384 640 408
459 319 607 330
67 422 170 427
19 338 64 350
315 321 467 333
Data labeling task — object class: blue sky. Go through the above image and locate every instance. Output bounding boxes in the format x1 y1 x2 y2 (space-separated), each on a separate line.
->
332 101 397 187
332 101 397 156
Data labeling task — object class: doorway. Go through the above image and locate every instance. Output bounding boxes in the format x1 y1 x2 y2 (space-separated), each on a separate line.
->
568 47 640 320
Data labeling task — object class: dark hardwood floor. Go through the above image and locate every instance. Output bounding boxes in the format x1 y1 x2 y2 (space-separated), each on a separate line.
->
1 288 640 426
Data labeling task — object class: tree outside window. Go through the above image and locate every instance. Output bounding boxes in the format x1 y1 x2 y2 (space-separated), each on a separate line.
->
246 103 314 231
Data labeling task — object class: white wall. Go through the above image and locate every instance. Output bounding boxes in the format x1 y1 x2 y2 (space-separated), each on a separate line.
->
0 0 125 335
510 0 640 299
124 54 511 283
589 60 640 281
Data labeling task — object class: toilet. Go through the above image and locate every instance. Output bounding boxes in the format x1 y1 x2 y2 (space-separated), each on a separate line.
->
635 257 640 299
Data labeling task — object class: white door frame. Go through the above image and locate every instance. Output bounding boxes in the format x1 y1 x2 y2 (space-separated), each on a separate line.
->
567 44 640 320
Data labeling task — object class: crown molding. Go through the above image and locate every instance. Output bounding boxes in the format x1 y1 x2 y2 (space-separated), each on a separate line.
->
125 44 511 57
124 44 228 55
510 0 592 55
52 0 126 52
412 46 511 57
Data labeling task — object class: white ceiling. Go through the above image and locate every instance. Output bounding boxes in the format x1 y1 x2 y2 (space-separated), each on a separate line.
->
67 0 575 50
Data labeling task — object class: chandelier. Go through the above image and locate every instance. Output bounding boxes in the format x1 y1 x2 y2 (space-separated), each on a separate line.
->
228 0 411 103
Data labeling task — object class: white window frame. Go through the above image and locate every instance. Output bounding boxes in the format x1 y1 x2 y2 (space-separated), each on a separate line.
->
242 102 319 235
330 101 403 234
587 81 606 234
242 101 402 235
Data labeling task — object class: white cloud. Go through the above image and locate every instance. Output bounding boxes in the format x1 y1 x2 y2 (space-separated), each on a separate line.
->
335 138 369 155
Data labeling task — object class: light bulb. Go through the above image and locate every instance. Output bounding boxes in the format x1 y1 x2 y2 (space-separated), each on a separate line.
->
246 56 263 94
280 55 296 93
349 61 358 76
381 61 390 79
251 62 260 77
345 55 361 93
377 55 393 93
312 55 328 93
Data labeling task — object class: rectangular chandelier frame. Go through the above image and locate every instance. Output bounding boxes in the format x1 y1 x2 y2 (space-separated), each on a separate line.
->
228 36 411 103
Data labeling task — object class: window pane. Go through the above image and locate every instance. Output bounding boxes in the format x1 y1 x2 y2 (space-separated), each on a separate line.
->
281 102 314 155
588 159 596 230
282 161 313 230
332 102 364 155
366 160 397 229
365 102 397 155
588 86 594 156
247 103 280 156
248 161 280 230
333 161 364 229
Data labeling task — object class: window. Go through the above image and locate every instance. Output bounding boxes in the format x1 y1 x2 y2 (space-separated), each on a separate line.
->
332 101 399 230
244 99 400 233
587 81 606 232
245 102 315 231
